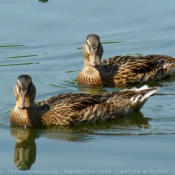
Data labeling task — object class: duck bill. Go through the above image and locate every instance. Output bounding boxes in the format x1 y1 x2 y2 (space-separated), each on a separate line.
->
18 94 30 109
89 51 101 67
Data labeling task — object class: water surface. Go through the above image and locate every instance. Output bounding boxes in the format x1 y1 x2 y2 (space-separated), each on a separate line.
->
0 0 175 174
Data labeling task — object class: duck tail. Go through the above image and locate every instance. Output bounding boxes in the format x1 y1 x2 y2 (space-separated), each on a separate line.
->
170 60 175 75
106 85 159 116
129 85 158 103
128 85 159 113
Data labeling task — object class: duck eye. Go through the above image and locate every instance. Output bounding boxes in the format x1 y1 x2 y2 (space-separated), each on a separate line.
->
17 83 21 90
93 46 97 50
16 83 21 96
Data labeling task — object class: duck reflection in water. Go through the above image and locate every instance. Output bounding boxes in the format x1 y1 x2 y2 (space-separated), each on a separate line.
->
10 125 38 170
10 112 149 170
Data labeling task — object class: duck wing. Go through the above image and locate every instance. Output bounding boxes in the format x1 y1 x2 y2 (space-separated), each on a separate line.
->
78 85 158 123
101 55 175 85
37 93 105 111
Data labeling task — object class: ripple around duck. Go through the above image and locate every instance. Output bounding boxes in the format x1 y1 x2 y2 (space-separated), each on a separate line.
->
0 74 175 137
0 110 175 140
1 80 175 138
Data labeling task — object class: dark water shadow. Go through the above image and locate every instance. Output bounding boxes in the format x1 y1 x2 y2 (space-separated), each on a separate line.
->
10 112 149 170
39 0 48 2
0 44 25 48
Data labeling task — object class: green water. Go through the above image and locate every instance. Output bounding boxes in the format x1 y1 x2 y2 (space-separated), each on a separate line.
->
0 0 175 174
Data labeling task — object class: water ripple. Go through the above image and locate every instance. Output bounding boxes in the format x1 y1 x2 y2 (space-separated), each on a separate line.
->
1 111 175 138
0 62 40 66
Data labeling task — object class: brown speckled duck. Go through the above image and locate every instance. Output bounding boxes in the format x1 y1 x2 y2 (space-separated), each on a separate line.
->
10 75 158 127
77 34 175 86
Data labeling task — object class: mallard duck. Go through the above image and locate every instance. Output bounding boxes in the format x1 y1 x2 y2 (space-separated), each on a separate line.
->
10 75 158 127
77 34 175 86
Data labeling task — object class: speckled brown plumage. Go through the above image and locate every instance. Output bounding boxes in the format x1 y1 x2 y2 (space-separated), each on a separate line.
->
10 75 158 127
77 34 175 87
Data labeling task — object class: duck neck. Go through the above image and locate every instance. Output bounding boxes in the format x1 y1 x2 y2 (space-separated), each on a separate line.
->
11 102 42 127
83 59 91 69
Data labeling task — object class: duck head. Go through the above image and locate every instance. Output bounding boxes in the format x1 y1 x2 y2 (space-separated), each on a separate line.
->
83 34 103 67
14 75 36 109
